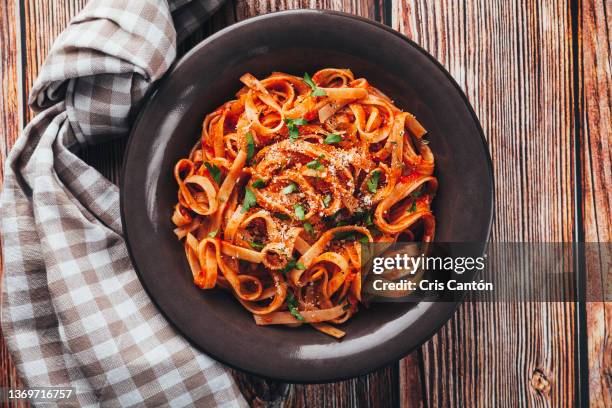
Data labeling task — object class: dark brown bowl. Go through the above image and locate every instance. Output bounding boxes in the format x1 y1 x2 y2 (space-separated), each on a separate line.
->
121 10 493 383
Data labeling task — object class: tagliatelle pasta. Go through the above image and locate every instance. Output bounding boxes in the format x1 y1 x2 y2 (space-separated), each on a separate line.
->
172 69 437 338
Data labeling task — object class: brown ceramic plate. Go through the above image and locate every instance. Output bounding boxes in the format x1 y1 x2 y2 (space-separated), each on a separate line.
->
121 10 493 382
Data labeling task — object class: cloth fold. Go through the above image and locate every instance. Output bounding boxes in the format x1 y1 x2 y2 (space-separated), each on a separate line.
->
1 0 246 406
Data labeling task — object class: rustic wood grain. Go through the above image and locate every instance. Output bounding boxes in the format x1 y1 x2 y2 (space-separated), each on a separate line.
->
393 0 578 406
0 1 28 406
580 0 612 406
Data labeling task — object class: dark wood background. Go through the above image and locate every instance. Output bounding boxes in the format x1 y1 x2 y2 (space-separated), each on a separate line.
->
0 0 609 406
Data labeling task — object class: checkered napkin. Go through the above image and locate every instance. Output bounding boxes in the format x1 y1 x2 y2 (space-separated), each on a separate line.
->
0 0 248 406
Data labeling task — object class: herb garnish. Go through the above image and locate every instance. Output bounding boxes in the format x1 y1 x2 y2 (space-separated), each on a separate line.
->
246 132 255 162
252 179 266 189
294 204 305 220
242 187 257 213
367 170 381 193
286 292 305 321
306 154 325 170
323 194 332 208
285 118 308 140
282 182 298 195
208 230 218 238
204 163 222 185
410 189 423 198
352 210 373 227
303 72 326 97
273 212 290 221
249 241 264 250
408 200 417 213
303 222 314 235
323 133 342 144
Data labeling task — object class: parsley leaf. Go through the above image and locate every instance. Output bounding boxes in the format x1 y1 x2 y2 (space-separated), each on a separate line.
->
292 118 308 126
296 262 307 270
351 210 373 227
333 230 356 241
242 187 257 213
324 133 342 144
303 222 314 235
306 154 325 170
246 132 255 162
249 241 264 250
410 189 423 198
208 230 218 238
273 212 290 221
204 163 222 185
294 204 305 220
282 182 298 195
312 88 327 97
323 194 332 208
367 170 381 193
280 258 297 274
285 118 307 141
303 72 327 97
252 179 266 189
286 292 305 321
408 200 417 213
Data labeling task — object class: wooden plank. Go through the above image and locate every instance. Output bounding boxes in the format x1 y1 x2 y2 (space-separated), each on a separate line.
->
0 1 29 406
392 0 577 406
580 0 611 406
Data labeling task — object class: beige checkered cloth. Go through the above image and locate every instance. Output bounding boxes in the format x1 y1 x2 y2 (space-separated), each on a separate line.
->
1 0 248 406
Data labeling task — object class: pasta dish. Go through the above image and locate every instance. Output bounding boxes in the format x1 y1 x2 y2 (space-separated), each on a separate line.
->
172 69 437 338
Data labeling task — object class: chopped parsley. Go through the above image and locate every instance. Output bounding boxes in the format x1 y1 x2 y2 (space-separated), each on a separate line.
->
367 170 381 193
246 132 255 162
323 194 332 208
249 241 264 250
252 179 266 189
323 133 342 144
306 154 325 170
281 257 297 274
421 138 430 145
408 200 417 213
208 230 218 238
204 163 222 185
352 210 373 227
242 187 257 213
333 230 356 241
285 118 308 140
303 222 314 235
273 212 290 221
282 182 298 195
303 72 326 97
286 292 305 321
333 230 368 242
294 204 305 220
296 262 306 270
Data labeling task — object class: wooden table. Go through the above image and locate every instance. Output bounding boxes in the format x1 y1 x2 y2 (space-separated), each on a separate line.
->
1 0 610 406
